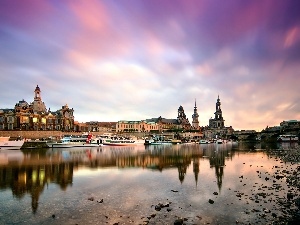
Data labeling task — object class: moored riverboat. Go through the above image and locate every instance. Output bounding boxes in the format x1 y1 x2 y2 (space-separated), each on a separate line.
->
199 139 211 144
101 134 145 146
47 133 103 148
0 137 25 150
144 139 173 145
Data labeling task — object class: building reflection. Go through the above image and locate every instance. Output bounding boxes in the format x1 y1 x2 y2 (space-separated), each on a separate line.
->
203 144 232 191
0 143 235 213
0 162 74 213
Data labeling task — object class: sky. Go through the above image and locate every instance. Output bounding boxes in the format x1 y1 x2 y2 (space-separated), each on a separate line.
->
0 0 300 131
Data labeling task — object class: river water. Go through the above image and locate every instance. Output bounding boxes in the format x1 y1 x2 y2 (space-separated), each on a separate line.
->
0 142 299 225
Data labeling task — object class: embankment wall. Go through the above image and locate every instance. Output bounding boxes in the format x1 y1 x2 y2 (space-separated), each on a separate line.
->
0 131 154 139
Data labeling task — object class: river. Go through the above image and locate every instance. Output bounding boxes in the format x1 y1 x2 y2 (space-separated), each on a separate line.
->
0 142 299 224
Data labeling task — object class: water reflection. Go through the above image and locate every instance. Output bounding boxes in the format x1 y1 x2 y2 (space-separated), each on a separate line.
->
233 141 298 151
0 142 295 215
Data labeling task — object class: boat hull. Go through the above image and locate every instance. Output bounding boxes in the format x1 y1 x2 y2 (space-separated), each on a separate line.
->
102 140 145 146
0 140 24 150
46 142 103 148
144 140 172 145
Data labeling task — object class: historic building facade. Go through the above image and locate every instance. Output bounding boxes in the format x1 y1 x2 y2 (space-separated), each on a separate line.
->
204 95 233 138
192 99 199 129
116 105 192 133
209 95 225 129
116 120 159 133
177 105 191 130
0 85 75 131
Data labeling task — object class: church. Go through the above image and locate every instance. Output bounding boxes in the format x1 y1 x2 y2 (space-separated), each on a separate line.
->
204 95 234 139
0 85 75 131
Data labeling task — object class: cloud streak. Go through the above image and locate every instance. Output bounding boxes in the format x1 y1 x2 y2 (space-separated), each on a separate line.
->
0 0 299 131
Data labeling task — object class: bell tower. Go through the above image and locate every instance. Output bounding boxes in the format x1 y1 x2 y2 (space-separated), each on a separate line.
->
32 85 47 113
192 99 199 129
209 95 225 128
34 85 41 101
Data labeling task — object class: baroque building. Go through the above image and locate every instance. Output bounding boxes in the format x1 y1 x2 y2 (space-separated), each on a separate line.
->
0 85 74 131
204 95 233 138
209 95 224 128
116 120 159 133
177 105 191 130
192 99 199 129
116 105 192 133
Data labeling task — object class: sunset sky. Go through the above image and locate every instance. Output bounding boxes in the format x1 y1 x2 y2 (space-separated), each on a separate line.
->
0 0 299 131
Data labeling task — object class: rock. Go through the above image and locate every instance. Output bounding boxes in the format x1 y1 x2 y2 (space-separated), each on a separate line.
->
88 197 94 201
171 190 178 192
163 202 170 207
196 215 202 220
287 192 294 200
208 199 214 204
174 218 183 225
154 205 161 211
213 192 218 195
52 214 55 218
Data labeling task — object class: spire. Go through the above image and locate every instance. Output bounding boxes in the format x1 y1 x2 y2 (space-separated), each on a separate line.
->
192 99 199 129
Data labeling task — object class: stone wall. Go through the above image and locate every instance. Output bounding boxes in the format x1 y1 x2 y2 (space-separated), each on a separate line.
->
0 131 197 140
0 131 149 140
0 131 103 140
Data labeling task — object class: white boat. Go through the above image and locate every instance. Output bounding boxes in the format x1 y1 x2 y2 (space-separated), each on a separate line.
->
144 139 172 145
47 133 103 148
277 135 299 142
144 134 174 145
199 139 210 144
101 134 145 146
0 137 24 150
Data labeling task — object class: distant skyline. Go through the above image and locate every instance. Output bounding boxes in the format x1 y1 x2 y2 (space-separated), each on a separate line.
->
1 0 299 131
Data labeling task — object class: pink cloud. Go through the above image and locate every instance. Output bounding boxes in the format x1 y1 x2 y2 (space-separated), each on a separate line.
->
284 26 300 48
63 0 135 63
68 0 109 33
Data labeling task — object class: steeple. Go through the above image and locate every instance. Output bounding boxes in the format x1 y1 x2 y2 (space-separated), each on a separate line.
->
32 85 47 113
192 99 199 129
209 95 225 128
34 85 41 101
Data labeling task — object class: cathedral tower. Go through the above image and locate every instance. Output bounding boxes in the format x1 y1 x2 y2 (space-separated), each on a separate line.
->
192 99 199 129
32 85 47 113
209 95 225 128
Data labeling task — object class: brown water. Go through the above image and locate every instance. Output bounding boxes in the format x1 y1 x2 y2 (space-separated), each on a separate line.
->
0 142 298 224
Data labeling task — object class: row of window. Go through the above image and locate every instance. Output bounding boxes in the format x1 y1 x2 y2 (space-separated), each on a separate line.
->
0 124 72 131
0 116 71 125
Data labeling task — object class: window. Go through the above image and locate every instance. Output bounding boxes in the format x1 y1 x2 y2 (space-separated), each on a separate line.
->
8 123 13 130
8 116 14 123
